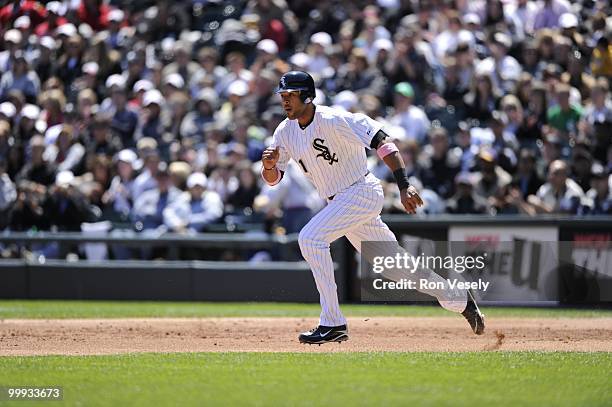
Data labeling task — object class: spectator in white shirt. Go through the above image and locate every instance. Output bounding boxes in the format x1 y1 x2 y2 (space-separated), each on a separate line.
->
163 172 223 233
389 82 430 144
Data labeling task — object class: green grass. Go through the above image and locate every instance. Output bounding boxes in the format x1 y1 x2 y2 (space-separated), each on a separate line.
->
0 300 611 319
0 352 610 406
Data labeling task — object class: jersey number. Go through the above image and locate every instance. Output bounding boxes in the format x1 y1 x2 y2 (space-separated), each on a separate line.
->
298 159 308 173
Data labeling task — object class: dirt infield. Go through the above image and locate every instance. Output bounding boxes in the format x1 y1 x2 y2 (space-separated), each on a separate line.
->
1 317 611 355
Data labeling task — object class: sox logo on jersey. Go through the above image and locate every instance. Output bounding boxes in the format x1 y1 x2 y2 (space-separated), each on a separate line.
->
312 138 338 165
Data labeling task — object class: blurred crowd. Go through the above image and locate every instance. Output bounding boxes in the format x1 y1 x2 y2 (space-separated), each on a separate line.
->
0 0 611 247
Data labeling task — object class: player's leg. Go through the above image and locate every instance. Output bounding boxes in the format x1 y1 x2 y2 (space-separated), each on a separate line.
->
345 215 485 334
297 176 387 333
344 216 468 313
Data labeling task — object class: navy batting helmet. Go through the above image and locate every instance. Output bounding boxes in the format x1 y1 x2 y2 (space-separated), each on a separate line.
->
276 71 315 103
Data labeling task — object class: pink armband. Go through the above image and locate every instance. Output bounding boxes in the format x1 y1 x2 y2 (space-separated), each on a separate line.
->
377 142 399 159
261 166 282 186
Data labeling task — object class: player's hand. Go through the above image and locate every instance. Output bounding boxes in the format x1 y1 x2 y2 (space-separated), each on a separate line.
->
262 147 279 170
400 185 423 214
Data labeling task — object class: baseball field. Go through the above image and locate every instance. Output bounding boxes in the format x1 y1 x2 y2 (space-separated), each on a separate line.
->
1 301 611 406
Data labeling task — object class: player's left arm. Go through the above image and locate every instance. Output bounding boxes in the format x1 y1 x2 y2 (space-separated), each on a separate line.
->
370 130 423 214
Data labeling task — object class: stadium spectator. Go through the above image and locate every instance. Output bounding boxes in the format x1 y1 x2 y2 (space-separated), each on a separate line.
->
131 162 180 231
163 172 223 233
44 171 96 231
388 82 430 144
420 127 461 199
446 172 488 214
17 135 56 186
579 164 612 215
530 160 584 214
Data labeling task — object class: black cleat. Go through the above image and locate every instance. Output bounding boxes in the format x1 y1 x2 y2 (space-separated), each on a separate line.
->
298 325 349 344
462 290 485 335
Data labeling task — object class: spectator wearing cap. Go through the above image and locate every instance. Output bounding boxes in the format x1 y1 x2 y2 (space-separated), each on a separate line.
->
131 162 181 232
161 73 185 98
472 147 513 202
547 83 583 137
513 149 544 199
190 47 227 92
162 41 199 87
135 89 165 150
35 1 68 37
579 164 612 215
103 149 137 222
129 80 154 109
432 11 474 60
307 32 332 76
500 95 524 137
530 159 584 214
87 115 121 157
132 137 160 199
103 80 138 149
124 51 147 93
389 82 430 144
420 127 461 199
0 30 23 73
56 35 84 92
520 41 541 77
570 147 594 193
106 9 125 50
44 170 97 232
0 52 40 103
16 135 56 186
161 91 190 143
488 111 519 173
216 52 254 98
217 80 249 128
163 172 223 233
446 172 488 214
251 39 280 75
180 88 217 143
16 104 40 142
45 124 86 174
32 36 57 85
0 0 45 28
336 48 385 99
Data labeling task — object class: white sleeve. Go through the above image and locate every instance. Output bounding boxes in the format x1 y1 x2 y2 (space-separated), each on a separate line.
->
336 111 385 149
270 128 290 172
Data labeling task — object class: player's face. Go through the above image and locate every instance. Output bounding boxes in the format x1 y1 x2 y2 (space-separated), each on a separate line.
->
279 91 306 120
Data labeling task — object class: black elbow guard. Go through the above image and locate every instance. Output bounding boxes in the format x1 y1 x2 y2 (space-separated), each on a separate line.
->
370 129 390 150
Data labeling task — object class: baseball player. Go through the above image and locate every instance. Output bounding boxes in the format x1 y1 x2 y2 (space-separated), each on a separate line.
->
262 71 485 345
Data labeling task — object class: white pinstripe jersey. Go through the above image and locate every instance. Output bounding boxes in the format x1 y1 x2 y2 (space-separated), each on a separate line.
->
271 105 384 199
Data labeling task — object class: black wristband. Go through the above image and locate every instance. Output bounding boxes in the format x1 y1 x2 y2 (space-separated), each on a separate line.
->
393 168 410 190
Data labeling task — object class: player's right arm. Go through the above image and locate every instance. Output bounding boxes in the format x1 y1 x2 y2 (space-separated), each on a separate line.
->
261 146 283 185
261 131 290 186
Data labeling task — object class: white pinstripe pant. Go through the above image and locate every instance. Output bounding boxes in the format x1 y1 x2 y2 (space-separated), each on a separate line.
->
298 173 467 327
